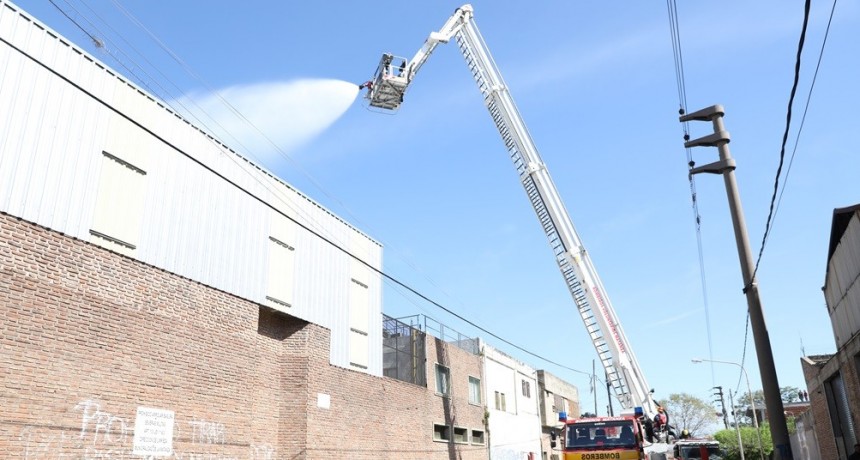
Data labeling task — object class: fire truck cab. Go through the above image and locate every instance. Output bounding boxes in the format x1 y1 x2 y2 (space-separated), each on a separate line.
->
552 413 648 460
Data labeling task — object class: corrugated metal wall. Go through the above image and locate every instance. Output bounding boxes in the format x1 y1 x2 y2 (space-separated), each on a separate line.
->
0 0 382 375
826 212 860 349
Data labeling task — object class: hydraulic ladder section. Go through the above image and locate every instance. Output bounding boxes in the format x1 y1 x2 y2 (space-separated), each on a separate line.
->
451 14 656 417
361 4 658 419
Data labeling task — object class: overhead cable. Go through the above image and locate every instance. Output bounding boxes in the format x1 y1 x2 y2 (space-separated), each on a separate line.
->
666 0 717 386
18 3 600 383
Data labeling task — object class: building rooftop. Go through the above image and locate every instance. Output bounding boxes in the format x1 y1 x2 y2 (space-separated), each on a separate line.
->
806 354 833 365
827 203 860 263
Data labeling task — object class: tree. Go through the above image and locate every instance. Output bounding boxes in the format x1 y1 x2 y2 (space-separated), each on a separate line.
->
780 386 801 403
734 386 801 406
734 390 763 427
664 393 720 437
734 386 800 426
715 424 773 460
734 389 764 408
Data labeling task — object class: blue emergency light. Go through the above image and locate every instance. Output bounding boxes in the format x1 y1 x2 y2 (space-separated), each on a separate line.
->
634 407 644 417
558 411 567 422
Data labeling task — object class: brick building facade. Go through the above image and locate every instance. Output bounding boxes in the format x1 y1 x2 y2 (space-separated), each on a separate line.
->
0 212 486 458
801 204 860 460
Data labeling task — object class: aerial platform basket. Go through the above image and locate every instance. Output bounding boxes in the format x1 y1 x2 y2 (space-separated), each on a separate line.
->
361 53 410 111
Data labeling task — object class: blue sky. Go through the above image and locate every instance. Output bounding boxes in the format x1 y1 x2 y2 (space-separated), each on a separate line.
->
18 0 860 420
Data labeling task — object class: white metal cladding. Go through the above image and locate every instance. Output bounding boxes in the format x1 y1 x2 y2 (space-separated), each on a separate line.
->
827 213 860 349
0 0 383 375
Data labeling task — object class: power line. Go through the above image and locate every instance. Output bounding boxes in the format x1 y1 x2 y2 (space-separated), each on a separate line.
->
44 0 380 272
87 1 602 379
99 0 487 339
8 4 600 384
666 0 717 385
45 0 447 327
735 313 750 395
46 0 102 48
773 0 839 224
748 0 812 286
737 0 829 389
45 0 385 288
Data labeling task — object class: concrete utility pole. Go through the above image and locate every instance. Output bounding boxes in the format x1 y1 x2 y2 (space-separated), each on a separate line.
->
714 386 729 429
606 371 615 416
729 389 746 460
680 105 792 459
694 359 764 459
593 360 598 416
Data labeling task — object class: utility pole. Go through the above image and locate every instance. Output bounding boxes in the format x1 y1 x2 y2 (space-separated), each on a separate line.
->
680 105 792 459
593 360 598 416
714 386 729 429
729 389 746 460
606 371 614 416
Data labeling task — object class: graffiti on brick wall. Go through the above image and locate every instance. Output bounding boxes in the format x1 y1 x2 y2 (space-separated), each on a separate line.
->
76 399 130 446
18 400 275 459
249 444 275 460
18 400 131 459
189 418 226 445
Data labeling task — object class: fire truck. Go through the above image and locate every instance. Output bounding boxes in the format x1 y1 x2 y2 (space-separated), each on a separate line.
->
361 4 671 458
552 413 650 460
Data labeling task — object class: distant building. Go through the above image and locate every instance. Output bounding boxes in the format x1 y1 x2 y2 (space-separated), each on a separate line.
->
382 315 488 458
801 204 860 460
483 344 543 460
782 401 811 419
537 370 580 460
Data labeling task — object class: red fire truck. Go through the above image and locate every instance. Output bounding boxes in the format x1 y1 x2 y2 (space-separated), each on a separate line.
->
552 414 649 460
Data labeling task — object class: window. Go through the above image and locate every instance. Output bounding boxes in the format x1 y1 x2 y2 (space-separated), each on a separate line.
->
453 426 468 444
552 394 565 413
522 379 531 398
435 364 450 396
349 277 370 331
266 236 295 308
348 277 370 369
90 151 147 255
495 391 506 411
348 329 369 369
469 377 481 404
471 429 485 445
433 424 451 442
266 215 296 310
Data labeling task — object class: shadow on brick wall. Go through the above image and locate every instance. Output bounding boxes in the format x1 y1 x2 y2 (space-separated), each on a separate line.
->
257 305 304 341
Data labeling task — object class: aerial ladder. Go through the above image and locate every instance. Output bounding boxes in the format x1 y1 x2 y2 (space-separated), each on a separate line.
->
361 4 660 423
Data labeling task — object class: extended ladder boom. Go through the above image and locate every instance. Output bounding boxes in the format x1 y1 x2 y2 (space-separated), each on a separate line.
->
363 4 658 419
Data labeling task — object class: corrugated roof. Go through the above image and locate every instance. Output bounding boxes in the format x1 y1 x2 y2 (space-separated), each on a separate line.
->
828 204 860 263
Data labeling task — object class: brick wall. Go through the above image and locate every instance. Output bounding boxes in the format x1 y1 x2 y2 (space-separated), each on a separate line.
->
0 212 487 459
